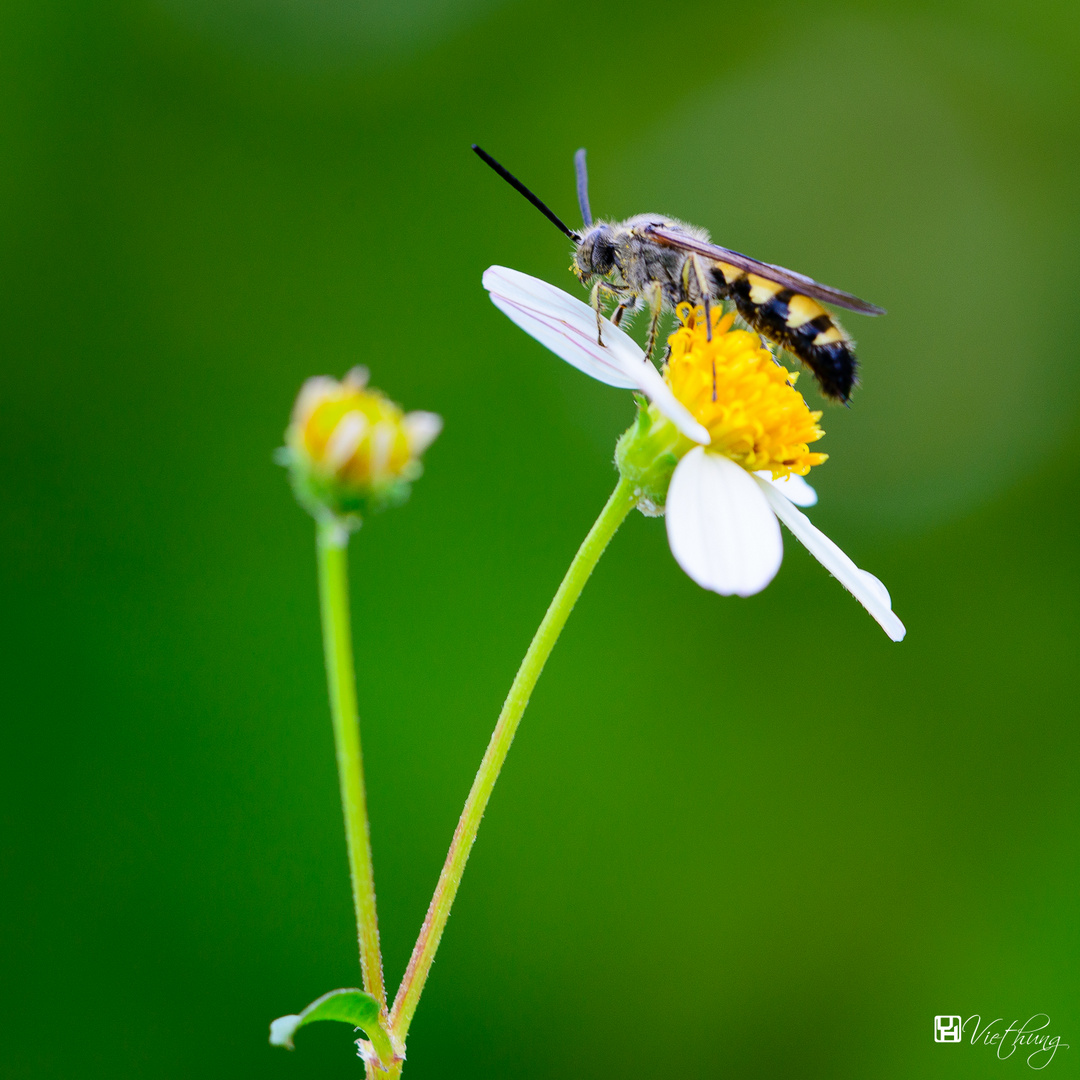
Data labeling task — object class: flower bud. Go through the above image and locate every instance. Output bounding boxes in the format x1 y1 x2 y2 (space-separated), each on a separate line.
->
280 367 441 528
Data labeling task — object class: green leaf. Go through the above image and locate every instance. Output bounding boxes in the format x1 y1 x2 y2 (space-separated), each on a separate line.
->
269 988 395 1067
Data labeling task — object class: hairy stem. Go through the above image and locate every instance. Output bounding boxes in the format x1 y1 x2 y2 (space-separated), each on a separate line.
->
317 519 386 1009
389 477 639 1043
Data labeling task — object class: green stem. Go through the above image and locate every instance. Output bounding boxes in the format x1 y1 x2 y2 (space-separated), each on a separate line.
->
389 476 639 1043
316 519 387 1009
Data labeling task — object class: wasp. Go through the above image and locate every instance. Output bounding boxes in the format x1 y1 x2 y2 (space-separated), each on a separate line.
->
472 145 885 403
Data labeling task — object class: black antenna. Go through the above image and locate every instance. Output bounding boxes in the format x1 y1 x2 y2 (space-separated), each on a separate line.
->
574 148 592 227
472 145 580 243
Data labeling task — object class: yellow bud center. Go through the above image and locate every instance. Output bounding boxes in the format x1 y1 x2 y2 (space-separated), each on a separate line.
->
292 372 415 487
664 304 827 479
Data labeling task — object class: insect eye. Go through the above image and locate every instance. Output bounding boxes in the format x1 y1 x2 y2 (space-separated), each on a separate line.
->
590 233 616 273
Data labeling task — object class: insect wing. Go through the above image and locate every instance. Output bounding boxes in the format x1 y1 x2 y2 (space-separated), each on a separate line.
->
642 225 886 316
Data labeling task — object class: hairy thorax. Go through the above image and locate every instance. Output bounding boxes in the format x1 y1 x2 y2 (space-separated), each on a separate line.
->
574 215 713 310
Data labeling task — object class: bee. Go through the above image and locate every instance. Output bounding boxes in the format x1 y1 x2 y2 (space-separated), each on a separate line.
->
472 144 885 404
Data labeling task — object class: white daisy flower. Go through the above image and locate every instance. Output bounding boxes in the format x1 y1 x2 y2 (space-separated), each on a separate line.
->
482 265 905 642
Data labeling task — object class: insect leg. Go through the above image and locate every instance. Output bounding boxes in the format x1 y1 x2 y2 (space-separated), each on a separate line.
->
690 256 713 341
589 281 629 345
683 256 718 396
612 304 629 327
644 281 663 362
705 288 716 398
588 280 606 345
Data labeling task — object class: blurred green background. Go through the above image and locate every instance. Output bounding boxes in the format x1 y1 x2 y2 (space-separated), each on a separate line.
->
2 0 1079 1076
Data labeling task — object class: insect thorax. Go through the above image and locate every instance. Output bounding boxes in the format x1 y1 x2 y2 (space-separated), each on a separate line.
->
574 216 712 306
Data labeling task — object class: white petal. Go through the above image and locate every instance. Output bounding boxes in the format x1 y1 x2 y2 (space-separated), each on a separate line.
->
324 411 368 470
342 366 370 390
369 421 395 477
484 266 641 384
292 376 338 423
756 470 818 507
666 448 783 597
403 410 442 455
483 266 709 445
755 477 906 641
857 570 892 609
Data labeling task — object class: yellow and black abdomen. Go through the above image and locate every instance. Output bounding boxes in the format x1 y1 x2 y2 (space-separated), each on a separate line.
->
711 263 857 403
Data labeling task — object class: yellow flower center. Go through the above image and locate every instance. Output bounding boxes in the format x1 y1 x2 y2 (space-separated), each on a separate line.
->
664 304 827 479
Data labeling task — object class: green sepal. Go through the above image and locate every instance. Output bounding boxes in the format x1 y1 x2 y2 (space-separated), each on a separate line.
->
614 400 695 512
277 445 417 531
269 988 395 1067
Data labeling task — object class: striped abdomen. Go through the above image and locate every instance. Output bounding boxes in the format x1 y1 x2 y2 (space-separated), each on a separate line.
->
711 262 857 403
